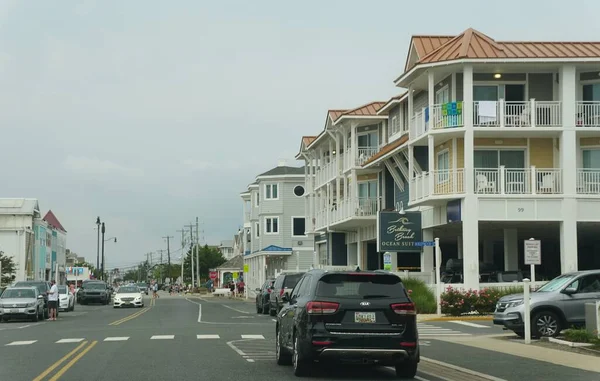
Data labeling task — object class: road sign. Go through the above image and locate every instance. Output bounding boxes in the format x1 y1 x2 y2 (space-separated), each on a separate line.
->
524 240 541 265
232 272 238 280
243 264 249 273
209 271 217 280
383 253 392 271
414 241 435 247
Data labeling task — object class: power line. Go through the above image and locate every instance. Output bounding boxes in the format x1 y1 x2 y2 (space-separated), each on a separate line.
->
163 235 174 273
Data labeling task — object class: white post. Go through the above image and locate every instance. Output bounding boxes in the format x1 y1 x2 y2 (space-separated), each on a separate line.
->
0 260 3 287
523 278 531 344
296 251 300 272
435 238 442 316
191 246 195 288
55 262 59 284
530 264 536 291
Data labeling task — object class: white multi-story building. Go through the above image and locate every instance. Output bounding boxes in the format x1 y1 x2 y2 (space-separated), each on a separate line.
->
298 28 600 290
218 240 235 260
240 161 314 292
0 198 39 282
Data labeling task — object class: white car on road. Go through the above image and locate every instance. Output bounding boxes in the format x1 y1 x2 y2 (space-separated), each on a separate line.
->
113 285 144 308
57 285 75 312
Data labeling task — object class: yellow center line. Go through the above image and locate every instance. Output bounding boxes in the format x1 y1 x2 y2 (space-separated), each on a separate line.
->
108 308 149 326
32 341 88 381
48 341 98 381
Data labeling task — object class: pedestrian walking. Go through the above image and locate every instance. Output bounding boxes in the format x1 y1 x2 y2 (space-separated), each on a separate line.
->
47 280 59 321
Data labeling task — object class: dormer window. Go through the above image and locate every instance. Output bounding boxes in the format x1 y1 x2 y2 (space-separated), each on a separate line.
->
265 184 279 200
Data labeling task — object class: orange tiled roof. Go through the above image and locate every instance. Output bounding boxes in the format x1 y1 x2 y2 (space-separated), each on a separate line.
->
302 136 317 146
333 101 386 123
416 28 600 66
406 35 454 70
328 109 346 122
362 134 409 167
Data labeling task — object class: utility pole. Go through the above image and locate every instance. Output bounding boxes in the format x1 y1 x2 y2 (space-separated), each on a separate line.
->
176 229 186 285
163 235 173 281
96 217 101 271
195 217 200 284
185 224 195 286
157 249 165 283
101 222 106 281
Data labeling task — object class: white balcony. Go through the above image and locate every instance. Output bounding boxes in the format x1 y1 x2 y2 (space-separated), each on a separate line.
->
314 197 381 231
356 146 380 166
475 167 562 195
473 100 561 127
576 102 600 127
410 169 465 202
577 169 600 194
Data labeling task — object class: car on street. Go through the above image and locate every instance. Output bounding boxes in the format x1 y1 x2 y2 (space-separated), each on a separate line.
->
494 270 600 338
78 281 110 305
13 280 57 319
275 269 419 378
270 272 304 316
113 285 144 308
136 282 149 295
57 285 75 312
0 286 46 322
255 278 275 314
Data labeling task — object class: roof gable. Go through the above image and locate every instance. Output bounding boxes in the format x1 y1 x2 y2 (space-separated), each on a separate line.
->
43 210 66 233
405 35 454 71
333 101 386 124
419 28 505 64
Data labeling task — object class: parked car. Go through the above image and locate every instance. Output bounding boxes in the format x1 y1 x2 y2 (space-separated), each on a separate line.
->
13 280 57 319
269 272 304 316
275 269 419 378
136 282 149 295
57 285 75 312
255 279 275 314
78 281 110 305
494 270 600 338
0 286 46 322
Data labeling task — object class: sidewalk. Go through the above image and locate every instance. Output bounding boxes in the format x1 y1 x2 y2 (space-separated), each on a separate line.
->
437 334 600 373
418 313 492 322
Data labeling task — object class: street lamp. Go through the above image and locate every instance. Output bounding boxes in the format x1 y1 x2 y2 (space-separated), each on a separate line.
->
96 217 101 270
101 236 117 281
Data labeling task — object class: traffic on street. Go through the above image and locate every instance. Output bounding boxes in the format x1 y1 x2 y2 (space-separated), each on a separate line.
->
1 285 598 381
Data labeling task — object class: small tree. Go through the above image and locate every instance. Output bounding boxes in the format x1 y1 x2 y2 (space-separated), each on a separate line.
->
0 251 17 285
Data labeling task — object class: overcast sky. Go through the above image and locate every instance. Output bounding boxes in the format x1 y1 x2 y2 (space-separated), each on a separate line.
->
1 0 598 270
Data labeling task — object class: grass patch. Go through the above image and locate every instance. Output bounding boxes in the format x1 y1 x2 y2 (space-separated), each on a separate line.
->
403 277 437 314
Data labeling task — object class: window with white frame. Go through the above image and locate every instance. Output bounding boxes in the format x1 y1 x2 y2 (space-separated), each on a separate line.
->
292 217 306 237
264 217 279 234
435 85 450 104
264 184 278 200
437 150 449 183
255 222 260 238
390 115 401 137
254 191 259 207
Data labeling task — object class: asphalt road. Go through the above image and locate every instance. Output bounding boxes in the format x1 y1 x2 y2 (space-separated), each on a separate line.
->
0 292 598 380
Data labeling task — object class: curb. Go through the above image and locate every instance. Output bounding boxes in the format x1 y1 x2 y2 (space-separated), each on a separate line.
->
421 316 493 322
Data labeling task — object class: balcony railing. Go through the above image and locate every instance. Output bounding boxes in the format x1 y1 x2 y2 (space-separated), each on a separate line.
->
576 101 600 127
356 146 380 166
410 169 465 202
430 102 464 130
314 197 381 230
577 169 600 194
475 167 562 194
473 100 561 127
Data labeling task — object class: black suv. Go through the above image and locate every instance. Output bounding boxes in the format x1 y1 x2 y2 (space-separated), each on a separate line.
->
275 269 419 378
78 281 109 305
13 281 57 319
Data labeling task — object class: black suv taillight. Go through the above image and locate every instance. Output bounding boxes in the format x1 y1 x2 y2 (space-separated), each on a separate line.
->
390 302 416 315
306 301 339 314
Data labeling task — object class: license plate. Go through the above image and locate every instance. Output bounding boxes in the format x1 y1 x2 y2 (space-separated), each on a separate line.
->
354 312 376 323
19 308 25 313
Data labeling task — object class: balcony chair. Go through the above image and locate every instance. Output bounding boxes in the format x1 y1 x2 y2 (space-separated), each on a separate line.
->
476 174 496 193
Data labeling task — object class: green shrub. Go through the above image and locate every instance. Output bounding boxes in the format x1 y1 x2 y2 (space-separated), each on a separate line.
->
403 278 437 314
563 328 600 344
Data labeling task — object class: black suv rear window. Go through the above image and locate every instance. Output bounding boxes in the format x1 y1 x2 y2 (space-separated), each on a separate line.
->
315 274 406 299
283 274 303 288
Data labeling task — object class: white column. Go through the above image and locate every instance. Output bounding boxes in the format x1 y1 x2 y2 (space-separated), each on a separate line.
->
457 235 463 259
463 65 474 194
382 120 388 145
357 230 363 269
503 229 518 271
560 199 578 273
350 124 357 167
559 64 578 273
408 84 414 122
461 198 480 290
335 132 341 202
483 240 494 264
421 228 434 272
428 71 435 108
428 134 435 190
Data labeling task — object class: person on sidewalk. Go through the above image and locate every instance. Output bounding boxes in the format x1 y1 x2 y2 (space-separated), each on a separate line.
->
47 280 59 321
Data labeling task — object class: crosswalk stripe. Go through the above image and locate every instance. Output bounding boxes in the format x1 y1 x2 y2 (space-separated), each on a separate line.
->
104 337 129 341
150 335 174 340
241 334 265 339
197 335 220 339
448 320 490 328
56 338 84 343
6 340 37 346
